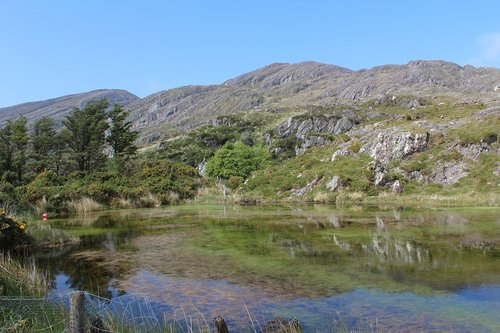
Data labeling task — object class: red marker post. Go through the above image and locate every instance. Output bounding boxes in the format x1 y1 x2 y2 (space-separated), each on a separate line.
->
42 213 48 221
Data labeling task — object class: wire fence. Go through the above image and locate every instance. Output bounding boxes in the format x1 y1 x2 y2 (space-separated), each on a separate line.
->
0 291 219 333
0 291 350 333
0 295 67 332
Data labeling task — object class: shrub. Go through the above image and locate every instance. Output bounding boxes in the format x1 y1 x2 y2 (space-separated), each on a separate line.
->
227 176 245 189
206 142 272 180
0 210 31 250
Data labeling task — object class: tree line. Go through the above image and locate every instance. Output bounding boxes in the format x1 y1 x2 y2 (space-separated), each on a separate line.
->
0 99 138 188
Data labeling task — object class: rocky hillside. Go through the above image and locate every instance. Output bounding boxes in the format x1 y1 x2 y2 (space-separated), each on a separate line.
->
128 60 500 143
0 89 139 126
1 60 499 145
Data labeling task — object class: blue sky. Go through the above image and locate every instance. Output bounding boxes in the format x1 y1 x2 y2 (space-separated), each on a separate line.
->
1 0 499 107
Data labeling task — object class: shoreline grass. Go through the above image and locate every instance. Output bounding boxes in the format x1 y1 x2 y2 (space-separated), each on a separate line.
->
192 189 500 208
0 254 49 296
25 220 79 249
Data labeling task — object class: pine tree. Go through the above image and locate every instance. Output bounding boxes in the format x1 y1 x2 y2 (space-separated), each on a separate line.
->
29 117 57 174
63 99 109 172
11 116 29 183
53 128 72 176
0 121 13 181
107 104 138 159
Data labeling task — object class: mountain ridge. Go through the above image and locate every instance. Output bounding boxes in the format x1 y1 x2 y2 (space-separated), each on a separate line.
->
127 60 500 143
1 60 499 143
0 89 139 126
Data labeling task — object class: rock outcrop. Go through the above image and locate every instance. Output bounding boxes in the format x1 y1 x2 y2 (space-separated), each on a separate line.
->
359 128 429 164
276 115 357 139
326 176 340 192
274 114 358 155
290 177 322 197
392 180 404 194
428 161 468 185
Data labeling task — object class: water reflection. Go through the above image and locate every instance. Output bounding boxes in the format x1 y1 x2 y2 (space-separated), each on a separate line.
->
34 205 500 331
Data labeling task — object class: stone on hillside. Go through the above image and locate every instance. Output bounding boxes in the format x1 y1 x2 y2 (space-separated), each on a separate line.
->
392 180 403 194
331 148 351 161
277 115 357 140
407 171 424 183
359 128 429 164
290 177 322 197
295 135 332 155
428 161 468 185
407 99 421 109
456 142 491 161
264 133 272 145
197 159 206 176
369 161 387 186
271 147 283 156
374 172 386 187
326 176 340 192
333 116 356 134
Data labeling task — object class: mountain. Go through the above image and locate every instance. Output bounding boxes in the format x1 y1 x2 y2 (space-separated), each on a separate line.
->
127 60 500 143
1 61 499 144
0 89 139 126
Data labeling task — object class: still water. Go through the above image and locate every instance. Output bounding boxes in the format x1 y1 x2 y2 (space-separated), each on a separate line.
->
35 205 500 332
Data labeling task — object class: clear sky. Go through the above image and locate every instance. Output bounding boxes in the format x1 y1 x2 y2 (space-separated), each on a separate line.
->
1 0 500 107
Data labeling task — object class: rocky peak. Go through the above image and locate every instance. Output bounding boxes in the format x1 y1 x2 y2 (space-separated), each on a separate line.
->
223 61 351 89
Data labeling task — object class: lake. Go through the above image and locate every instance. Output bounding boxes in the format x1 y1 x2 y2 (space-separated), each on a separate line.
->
34 205 500 332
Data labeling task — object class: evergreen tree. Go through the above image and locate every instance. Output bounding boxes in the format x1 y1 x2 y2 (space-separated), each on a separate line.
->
29 117 57 174
53 128 72 176
63 99 109 172
11 116 29 184
107 104 138 159
0 121 13 181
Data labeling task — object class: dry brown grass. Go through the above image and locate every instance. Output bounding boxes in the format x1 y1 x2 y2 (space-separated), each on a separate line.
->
66 197 103 213
313 191 336 203
111 197 134 209
137 192 161 208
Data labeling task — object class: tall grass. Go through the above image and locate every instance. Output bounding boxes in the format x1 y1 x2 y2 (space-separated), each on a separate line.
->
111 197 135 209
66 197 103 213
0 202 15 218
25 221 79 248
138 192 161 208
371 191 500 207
0 254 49 296
32 196 48 216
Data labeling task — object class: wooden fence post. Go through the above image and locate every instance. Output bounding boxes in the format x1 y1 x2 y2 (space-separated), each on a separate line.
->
69 291 86 333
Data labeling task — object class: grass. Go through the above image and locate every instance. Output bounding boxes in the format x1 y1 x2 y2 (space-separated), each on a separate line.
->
25 220 79 248
66 197 103 213
447 114 499 144
242 146 376 201
0 254 49 296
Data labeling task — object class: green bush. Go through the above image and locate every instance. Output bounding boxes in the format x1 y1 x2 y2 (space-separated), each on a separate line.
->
206 142 272 180
0 210 31 250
